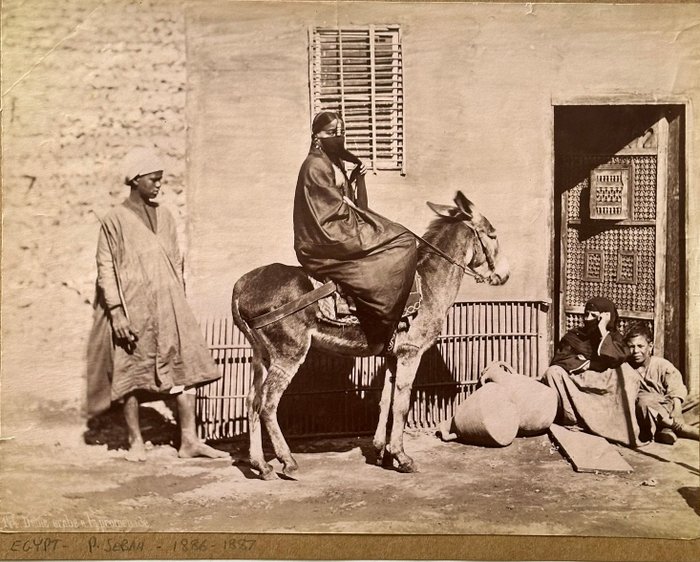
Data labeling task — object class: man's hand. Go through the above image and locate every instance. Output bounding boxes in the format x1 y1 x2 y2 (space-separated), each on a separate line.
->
356 161 367 176
110 307 139 349
671 398 683 423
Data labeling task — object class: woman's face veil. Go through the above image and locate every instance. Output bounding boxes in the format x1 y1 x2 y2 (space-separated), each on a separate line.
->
312 111 342 136
583 297 619 332
311 111 361 165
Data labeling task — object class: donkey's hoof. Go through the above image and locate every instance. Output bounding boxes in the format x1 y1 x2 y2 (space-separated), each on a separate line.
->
261 469 279 481
373 449 385 466
253 461 278 480
396 458 418 473
372 440 385 464
381 452 394 469
282 461 299 477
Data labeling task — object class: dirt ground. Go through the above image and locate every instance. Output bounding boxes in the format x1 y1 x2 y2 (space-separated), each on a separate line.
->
1 404 698 539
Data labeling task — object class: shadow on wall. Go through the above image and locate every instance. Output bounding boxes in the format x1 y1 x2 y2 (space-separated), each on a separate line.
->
555 105 682 243
277 345 460 442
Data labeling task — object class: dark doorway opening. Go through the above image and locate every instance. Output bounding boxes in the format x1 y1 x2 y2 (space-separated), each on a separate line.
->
553 105 685 376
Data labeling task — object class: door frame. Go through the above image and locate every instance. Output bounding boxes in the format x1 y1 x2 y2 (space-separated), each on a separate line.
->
549 96 692 386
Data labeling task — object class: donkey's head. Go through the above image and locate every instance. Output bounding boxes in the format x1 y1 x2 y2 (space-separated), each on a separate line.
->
426 191 510 286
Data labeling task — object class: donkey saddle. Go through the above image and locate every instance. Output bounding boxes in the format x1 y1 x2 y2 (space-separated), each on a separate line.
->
310 274 422 328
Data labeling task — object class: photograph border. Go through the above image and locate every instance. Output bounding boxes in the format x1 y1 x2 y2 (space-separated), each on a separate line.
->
1 531 700 561
2 1 699 560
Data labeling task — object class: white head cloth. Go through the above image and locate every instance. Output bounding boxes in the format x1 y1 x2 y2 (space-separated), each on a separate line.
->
122 147 164 185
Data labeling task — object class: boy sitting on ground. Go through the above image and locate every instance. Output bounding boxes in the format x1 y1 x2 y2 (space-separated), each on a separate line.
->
625 321 699 445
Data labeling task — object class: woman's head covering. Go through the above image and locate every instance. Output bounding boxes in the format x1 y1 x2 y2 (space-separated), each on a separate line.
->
554 296 620 364
584 296 619 331
312 111 341 134
310 110 360 165
123 147 164 185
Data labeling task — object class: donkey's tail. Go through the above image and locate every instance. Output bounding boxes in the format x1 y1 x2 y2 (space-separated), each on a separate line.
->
231 282 265 360
231 283 266 414
230 284 250 341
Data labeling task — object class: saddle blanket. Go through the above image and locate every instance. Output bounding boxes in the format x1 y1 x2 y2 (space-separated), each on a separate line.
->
310 274 422 327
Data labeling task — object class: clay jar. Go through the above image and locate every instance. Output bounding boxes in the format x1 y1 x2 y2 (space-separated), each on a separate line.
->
480 361 558 436
437 382 519 447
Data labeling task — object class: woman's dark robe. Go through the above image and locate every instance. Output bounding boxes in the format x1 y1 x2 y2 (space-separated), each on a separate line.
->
293 146 417 345
543 327 642 447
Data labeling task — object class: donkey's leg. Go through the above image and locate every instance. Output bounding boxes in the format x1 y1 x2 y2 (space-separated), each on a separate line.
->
247 354 275 479
373 356 397 466
385 352 421 473
260 358 305 477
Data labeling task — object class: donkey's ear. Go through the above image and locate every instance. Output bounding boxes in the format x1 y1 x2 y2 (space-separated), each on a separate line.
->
454 191 475 219
427 201 458 218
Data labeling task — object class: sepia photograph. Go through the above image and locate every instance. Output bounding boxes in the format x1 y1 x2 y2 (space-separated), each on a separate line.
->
1 0 699 560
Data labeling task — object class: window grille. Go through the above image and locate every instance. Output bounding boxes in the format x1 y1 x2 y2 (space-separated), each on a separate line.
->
309 25 405 173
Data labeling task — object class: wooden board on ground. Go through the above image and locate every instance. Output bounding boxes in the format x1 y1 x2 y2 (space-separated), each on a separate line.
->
549 424 633 473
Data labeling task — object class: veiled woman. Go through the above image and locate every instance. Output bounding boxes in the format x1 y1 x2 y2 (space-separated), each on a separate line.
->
293 111 417 353
541 296 643 447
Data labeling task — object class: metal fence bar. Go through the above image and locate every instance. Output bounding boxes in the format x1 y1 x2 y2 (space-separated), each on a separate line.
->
196 300 549 440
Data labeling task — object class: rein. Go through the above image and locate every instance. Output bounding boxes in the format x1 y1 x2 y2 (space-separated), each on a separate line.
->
247 197 488 330
342 196 486 283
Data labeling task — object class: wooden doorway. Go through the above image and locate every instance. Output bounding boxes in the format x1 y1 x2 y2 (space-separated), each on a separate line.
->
553 105 685 376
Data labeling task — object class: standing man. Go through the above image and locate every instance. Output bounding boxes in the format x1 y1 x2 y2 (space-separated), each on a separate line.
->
625 321 699 445
87 147 228 462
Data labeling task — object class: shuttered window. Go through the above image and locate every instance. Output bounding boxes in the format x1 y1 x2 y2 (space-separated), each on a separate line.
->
309 25 405 173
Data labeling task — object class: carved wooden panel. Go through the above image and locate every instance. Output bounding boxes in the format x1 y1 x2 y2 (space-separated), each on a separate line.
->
582 249 605 282
589 164 631 220
617 250 638 285
563 154 657 321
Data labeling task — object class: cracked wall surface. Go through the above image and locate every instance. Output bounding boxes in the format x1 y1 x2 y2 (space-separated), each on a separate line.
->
2 0 187 428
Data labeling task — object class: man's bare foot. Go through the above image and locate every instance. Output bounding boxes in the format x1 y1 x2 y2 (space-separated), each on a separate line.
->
125 439 147 462
178 440 229 459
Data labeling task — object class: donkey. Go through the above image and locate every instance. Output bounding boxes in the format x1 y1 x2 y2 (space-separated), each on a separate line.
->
231 192 509 479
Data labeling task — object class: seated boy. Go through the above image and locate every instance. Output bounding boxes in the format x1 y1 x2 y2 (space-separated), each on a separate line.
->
625 321 699 445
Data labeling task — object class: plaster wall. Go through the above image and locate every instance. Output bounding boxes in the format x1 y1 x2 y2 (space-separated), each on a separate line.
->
1 1 698 425
185 2 700 391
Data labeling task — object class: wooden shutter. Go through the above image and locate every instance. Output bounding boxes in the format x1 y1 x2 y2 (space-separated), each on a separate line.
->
309 25 404 173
